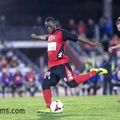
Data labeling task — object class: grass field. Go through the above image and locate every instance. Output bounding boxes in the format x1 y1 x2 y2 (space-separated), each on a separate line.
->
0 95 120 120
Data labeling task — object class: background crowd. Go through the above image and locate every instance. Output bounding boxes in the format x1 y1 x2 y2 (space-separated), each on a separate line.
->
0 0 120 98
0 14 120 98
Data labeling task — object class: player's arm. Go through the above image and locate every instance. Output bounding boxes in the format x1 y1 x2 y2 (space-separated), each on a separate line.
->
77 36 101 47
62 29 101 47
108 44 120 52
31 33 48 41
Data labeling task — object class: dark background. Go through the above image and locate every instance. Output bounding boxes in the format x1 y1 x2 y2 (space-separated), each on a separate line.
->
0 0 119 27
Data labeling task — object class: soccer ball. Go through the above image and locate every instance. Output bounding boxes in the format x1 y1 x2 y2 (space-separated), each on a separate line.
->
50 100 64 113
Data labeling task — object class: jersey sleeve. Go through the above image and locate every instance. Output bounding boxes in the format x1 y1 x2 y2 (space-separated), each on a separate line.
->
61 29 78 42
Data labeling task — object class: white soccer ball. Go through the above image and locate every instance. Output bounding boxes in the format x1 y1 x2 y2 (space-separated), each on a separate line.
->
50 100 64 113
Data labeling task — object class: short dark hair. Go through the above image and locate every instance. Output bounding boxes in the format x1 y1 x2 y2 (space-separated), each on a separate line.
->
45 17 55 24
116 17 120 25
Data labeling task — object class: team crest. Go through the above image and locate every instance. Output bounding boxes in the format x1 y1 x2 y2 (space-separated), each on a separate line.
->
48 35 56 41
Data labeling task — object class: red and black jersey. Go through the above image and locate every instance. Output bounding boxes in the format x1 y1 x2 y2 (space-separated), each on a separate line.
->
13 73 23 83
26 72 35 83
46 29 78 69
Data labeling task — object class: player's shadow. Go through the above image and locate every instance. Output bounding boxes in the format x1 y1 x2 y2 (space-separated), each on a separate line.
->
37 112 64 120
37 113 106 120
37 113 56 120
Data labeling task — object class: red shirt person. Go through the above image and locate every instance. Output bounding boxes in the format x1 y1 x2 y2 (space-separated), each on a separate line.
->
11 68 23 97
25 66 38 96
31 17 107 113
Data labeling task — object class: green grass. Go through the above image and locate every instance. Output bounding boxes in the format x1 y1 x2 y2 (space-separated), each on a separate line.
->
0 95 120 120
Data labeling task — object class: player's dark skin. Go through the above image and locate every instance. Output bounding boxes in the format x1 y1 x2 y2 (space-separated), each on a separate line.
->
45 21 56 34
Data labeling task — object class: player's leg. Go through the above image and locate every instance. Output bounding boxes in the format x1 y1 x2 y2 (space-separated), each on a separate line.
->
60 63 108 88
56 63 93 88
70 65 108 86
38 70 60 113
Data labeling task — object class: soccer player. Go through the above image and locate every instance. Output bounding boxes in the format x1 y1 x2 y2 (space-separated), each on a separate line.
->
31 17 107 113
109 17 120 102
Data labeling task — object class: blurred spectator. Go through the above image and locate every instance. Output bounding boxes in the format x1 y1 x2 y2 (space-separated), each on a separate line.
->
116 59 120 67
86 18 95 40
36 16 43 26
87 63 102 95
99 16 113 38
82 57 97 74
33 16 46 35
17 59 26 70
25 66 38 96
11 67 23 97
81 79 90 96
56 20 62 28
77 20 86 38
81 57 97 95
109 34 120 63
38 66 49 94
9 55 18 68
100 53 115 95
0 56 8 70
99 17 106 38
58 81 68 96
1 65 13 97
68 18 77 32
38 65 47 85
101 34 110 52
0 15 6 40
5 49 14 62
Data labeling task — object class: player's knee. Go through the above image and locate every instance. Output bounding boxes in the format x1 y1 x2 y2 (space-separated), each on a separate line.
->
67 84 76 88
67 80 78 88
42 80 51 90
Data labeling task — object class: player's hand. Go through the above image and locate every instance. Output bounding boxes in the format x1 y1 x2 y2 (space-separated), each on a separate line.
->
90 42 101 47
31 33 38 39
108 47 114 53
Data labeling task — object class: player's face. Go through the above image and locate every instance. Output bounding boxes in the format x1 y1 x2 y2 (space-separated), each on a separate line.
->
45 21 56 34
116 22 120 31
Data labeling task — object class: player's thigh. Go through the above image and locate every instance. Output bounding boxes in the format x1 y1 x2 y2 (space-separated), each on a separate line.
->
42 71 60 90
56 63 74 83
58 63 78 88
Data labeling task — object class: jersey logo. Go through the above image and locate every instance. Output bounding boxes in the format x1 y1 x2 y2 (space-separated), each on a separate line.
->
57 44 64 59
63 77 67 82
65 66 74 82
58 51 63 58
48 35 56 41
44 71 51 79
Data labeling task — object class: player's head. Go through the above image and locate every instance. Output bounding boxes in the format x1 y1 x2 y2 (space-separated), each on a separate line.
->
45 17 56 34
116 17 120 31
